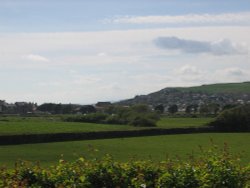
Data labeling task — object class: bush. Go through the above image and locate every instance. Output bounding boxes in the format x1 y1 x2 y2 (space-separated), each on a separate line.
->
0 145 249 187
128 113 158 127
209 104 250 131
63 104 160 127
63 113 108 123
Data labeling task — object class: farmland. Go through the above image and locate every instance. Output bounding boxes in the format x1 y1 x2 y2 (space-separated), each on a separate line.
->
0 133 249 167
0 116 212 135
0 115 249 169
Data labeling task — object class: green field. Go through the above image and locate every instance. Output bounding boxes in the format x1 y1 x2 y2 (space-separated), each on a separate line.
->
0 116 141 135
0 116 212 135
0 133 249 167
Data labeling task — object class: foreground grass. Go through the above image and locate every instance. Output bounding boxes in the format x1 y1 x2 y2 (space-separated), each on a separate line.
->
0 116 212 135
0 133 249 167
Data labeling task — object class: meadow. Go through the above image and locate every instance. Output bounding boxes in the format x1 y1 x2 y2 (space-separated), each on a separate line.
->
0 115 249 170
0 133 249 167
0 116 212 135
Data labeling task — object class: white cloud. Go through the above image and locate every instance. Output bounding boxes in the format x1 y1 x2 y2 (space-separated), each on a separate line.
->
216 67 248 77
174 65 207 83
154 37 247 55
107 12 250 25
97 52 108 57
223 67 246 76
0 26 250 103
23 54 50 62
177 65 202 75
72 75 101 85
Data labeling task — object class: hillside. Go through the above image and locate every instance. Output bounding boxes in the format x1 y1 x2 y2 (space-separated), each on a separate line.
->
117 82 250 107
176 82 250 94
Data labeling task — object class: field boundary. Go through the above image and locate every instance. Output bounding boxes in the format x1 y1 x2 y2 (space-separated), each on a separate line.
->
0 127 237 145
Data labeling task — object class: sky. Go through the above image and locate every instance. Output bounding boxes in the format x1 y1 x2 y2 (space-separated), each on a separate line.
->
1 0 250 104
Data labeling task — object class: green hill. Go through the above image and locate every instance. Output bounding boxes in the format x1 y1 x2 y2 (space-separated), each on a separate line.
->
117 81 250 106
176 82 250 94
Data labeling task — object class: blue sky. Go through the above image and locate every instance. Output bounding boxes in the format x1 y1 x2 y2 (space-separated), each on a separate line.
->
1 0 250 32
1 0 250 104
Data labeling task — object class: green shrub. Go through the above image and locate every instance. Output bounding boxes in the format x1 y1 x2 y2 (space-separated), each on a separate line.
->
63 104 160 127
63 113 108 123
128 114 158 127
209 104 250 131
0 145 249 187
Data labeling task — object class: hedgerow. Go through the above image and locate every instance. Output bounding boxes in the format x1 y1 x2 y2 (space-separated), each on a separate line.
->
209 104 250 131
63 104 160 127
0 145 249 188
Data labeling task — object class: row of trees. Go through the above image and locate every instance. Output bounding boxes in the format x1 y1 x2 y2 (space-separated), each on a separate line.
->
64 104 160 127
0 102 36 114
37 103 96 114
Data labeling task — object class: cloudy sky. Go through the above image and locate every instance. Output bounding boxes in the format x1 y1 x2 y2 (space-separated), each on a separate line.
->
1 0 250 104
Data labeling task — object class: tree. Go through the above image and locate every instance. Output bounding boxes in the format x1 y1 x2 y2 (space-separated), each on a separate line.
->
154 104 164 114
209 104 250 131
80 105 96 114
55 104 63 114
37 103 56 113
186 104 198 114
131 104 151 113
199 103 220 115
62 104 74 114
168 104 178 114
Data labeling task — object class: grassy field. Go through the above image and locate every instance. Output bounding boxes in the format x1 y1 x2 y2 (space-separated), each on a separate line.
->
0 116 141 135
0 133 249 167
0 116 212 135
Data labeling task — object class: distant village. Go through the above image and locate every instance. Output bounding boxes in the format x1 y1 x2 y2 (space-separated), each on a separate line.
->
1 88 250 115
117 88 250 114
0 100 112 115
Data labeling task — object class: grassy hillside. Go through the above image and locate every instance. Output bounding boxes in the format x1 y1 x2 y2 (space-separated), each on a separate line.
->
176 82 250 94
117 81 250 106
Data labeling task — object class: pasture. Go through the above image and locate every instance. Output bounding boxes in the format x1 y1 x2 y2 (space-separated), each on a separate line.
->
0 116 213 135
0 133 249 167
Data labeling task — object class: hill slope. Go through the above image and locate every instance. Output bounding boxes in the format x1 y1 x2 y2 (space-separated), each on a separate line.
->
176 82 250 94
117 82 250 106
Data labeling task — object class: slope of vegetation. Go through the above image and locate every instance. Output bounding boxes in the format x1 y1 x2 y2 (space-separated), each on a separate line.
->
176 81 250 94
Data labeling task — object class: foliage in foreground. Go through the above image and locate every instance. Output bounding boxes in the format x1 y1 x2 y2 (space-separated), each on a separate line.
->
0 145 249 188
209 104 250 131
